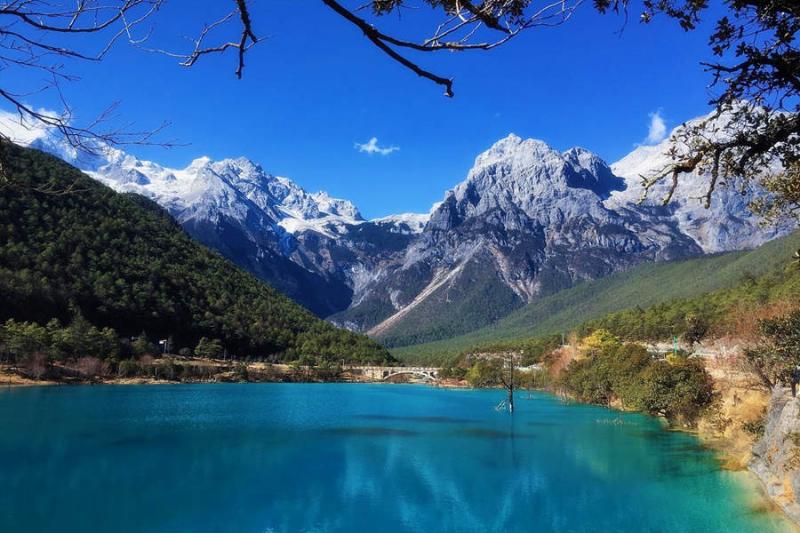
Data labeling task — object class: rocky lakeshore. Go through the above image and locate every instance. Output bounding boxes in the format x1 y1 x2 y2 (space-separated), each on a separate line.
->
751 387 800 525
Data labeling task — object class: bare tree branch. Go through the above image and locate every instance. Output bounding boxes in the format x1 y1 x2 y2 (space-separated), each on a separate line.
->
321 0 582 96
0 0 260 156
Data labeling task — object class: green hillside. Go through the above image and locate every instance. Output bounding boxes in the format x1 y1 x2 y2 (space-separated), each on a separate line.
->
579 260 800 341
392 230 800 364
0 142 391 364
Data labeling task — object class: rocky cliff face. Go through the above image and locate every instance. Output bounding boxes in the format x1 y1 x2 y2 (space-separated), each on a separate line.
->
750 386 800 524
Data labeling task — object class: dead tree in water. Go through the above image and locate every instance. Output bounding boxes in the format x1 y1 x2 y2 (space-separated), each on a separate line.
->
499 353 515 414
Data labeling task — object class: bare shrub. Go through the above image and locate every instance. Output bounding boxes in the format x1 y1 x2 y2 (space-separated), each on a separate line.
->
76 356 103 378
723 300 800 343
23 352 49 380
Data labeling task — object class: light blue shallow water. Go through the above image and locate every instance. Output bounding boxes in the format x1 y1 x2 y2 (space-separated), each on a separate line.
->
0 384 793 532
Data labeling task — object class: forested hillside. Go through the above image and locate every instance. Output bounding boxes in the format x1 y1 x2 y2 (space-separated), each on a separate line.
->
393 231 800 363
0 142 391 364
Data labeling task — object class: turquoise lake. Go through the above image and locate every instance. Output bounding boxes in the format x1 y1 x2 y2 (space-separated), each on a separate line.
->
0 383 794 532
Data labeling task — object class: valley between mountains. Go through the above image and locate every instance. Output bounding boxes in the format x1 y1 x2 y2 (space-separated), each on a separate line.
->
2 109 793 358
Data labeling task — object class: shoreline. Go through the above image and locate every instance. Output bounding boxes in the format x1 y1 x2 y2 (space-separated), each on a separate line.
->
0 361 465 388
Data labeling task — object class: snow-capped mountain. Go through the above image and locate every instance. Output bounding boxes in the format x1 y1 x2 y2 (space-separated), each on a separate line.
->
1 108 792 346
88 154 365 238
607 112 792 253
330 134 704 341
0 110 429 315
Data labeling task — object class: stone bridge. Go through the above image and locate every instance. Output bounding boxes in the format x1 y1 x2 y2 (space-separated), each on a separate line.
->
352 366 439 382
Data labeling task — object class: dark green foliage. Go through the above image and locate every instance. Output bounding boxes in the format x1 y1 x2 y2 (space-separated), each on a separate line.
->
559 343 651 407
437 365 467 380
682 314 709 347
634 359 716 424
465 359 504 388
559 341 715 426
117 359 138 378
130 333 157 357
0 143 391 364
195 337 224 359
0 317 117 362
745 310 800 391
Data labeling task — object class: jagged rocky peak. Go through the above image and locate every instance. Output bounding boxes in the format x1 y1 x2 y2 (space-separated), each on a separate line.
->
207 156 266 182
562 147 626 198
462 134 623 197
429 134 626 231
470 133 561 174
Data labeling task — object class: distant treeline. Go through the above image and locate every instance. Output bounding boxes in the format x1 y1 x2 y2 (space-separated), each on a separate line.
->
577 266 800 342
462 259 800 361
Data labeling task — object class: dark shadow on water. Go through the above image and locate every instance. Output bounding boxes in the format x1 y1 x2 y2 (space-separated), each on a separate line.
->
666 443 712 454
319 427 420 437
627 429 674 441
453 428 537 440
655 463 720 478
355 414 478 424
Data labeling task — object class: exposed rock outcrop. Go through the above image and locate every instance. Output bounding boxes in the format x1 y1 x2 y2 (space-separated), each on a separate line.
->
750 386 800 524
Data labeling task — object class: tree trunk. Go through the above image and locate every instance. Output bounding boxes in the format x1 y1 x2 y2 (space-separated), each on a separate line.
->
508 354 514 414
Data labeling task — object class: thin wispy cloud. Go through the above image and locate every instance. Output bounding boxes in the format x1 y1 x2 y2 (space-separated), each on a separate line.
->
644 110 667 145
355 137 399 156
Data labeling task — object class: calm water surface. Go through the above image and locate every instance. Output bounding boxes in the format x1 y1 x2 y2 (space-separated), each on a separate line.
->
0 384 794 532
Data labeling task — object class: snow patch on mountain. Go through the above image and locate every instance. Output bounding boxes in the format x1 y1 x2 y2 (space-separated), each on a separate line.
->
371 213 429 234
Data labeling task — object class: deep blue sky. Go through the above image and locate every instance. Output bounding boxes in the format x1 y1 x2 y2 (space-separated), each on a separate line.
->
6 0 726 218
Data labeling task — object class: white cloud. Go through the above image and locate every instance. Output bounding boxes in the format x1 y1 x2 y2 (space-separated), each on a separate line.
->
355 137 399 156
644 110 667 145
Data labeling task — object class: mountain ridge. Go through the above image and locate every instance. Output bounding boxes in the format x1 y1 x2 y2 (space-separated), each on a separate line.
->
1 108 793 344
